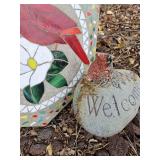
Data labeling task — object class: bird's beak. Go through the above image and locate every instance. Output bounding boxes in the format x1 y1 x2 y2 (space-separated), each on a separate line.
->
61 27 82 36
61 29 90 65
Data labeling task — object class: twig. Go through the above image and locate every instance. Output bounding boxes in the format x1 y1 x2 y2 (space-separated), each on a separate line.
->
74 122 82 155
123 131 138 156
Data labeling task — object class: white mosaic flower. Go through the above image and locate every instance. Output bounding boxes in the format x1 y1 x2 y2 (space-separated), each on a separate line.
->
20 37 53 89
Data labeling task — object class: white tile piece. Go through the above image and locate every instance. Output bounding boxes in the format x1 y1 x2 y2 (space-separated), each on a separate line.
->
76 71 82 79
85 40 89 46
83 36 88 44
46 116 50 120
30 107 37 113
80 19 85 26
60 92 65 98
20 37 38 57
89 51 92 55
28 106 34 112
54 96 59 102
73 76 78 82
94 34 97 39
50 96 55 102
62 88 68 95
20 47 29 64
34 46 53 64
20 105 25 109
20 64 31 74
68 82 74 88
75 9 81 17
20 71 33 89
93 20 97 24
84 32 89 38
74 4 81 10
72 80 78 86
39 104 46 110
82 23 87 29
80 12 85 19
56 92 63 98
21 107 28 113
30 63 51 87
35 105 42 110
67 88 72 93
30 122 36 126
82 28 87 35
47 101 53 106
42 101 48 106
80 64 84 70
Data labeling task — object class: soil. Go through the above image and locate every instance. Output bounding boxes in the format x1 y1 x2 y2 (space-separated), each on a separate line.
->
20 4 140 156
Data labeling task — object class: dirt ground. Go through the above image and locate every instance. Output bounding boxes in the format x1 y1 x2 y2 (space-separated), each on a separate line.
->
20 4 140 156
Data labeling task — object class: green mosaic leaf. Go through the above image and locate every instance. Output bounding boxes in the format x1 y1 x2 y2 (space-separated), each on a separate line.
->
51 50 68 61
23 82 44 104
48 50 68 74
47 60 68 74
46 74 68 88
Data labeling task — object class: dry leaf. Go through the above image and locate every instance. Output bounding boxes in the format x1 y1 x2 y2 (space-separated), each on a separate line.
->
68 148 76 155
62 126 67 132
67 128 73 134
64 132 70 138
30 130 38 136
89 139 98 143
46 144 53 156
107 10 113 15
114 41 125 49
129 58 135 64
132 123 140 135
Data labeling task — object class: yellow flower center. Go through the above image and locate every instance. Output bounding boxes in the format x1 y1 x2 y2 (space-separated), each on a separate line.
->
27 58 37 70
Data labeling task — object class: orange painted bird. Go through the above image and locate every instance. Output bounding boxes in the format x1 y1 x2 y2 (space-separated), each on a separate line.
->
20 4 90 64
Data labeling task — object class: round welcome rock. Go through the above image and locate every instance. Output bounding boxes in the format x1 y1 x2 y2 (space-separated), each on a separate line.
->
73 69 140 137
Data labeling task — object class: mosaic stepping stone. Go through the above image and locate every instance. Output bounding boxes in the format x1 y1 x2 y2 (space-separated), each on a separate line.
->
20 4 100 127
73 62 140 137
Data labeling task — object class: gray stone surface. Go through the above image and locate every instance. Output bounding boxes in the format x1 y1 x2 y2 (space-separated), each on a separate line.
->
73 69 140 137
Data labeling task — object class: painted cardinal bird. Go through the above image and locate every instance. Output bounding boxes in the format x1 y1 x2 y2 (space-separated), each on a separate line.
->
86 52 111 83
20 4 90 64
